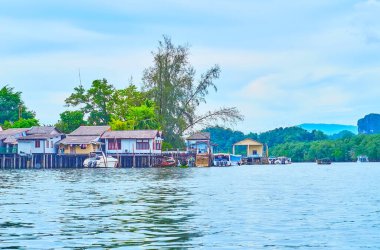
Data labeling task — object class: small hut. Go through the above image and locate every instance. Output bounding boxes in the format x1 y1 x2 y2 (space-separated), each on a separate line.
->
233 139 264 156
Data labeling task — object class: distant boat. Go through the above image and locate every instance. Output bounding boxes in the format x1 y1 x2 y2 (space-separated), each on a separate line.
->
83 151 118 168
213 153 242 166
357 155 369 163
316 158 331 165
275 156 292 165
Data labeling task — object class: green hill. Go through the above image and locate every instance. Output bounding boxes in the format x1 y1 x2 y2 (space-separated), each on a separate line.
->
298 123 357 135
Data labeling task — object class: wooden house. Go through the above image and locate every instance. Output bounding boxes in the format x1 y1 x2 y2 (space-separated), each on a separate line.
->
17 126 63 155
58 126 110 155
233 139 264 156
101 130 163 154
0 128 29 154
186 132 213 154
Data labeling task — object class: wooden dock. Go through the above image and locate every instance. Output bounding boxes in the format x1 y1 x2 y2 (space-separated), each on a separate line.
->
0 153 181 169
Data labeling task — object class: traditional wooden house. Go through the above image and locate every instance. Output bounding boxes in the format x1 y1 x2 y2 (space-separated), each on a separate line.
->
233 139 264 156
101 130 163 154
0 128 29 154
186 132 213 154
17 126 63 155
58 126 110 155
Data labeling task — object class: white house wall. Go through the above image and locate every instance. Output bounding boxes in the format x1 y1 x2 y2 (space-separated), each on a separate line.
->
18 141 33 154
105 138 162 154
18 136 61 154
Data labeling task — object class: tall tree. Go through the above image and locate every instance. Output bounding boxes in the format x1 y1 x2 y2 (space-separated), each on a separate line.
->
55 110 86 134
65 79 115 125
0 85 35 124
65 80 159 129
143 36 243 147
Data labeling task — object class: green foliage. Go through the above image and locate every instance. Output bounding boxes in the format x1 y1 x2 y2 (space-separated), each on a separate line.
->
203 126 247 153
110 101 160 131
65 80 160 131
65 79 115 125
207 126 380 161
270 134 380 162
55 111 86 134
162 141 173 151
329 130 355 140
143 36 243 148
108 84 148 120
0 85 35 124
259 127 328 148
3 118 39 129
205 126 327 154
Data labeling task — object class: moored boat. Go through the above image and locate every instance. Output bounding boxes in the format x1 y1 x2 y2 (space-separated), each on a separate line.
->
274 156 291 165
157 156 176 167
213 153 242 166
357 155 369 163
316 158 331 165
83 151 118 168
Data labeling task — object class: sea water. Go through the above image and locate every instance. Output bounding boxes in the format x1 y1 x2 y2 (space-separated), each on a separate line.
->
1 163 380 249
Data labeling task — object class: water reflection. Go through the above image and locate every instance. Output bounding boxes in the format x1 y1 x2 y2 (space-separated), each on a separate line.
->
1 164 380 249
3 168 203 249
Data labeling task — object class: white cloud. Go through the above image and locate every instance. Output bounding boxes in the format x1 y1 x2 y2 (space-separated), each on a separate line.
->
0 0 379 132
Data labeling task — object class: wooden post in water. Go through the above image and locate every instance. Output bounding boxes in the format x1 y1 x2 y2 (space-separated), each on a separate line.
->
13 154 16 169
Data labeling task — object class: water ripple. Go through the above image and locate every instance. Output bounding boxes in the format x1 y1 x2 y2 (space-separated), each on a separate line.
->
1 164 380 248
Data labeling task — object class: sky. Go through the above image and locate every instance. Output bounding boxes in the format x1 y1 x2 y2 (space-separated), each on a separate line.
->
0 0 379 133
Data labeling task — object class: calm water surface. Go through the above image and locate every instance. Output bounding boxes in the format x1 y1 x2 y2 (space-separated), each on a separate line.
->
1 163 380 249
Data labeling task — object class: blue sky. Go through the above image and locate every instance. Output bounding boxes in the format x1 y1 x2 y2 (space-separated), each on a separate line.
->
1 0 379 132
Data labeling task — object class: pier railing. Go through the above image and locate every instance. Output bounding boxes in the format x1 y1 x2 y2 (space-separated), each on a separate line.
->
0 147 17 154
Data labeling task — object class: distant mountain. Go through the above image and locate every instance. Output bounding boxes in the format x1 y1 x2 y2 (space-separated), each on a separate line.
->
298 123 357 135
358 113 380 134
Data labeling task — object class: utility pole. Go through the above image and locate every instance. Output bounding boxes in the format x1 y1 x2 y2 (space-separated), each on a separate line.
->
18 104 22 120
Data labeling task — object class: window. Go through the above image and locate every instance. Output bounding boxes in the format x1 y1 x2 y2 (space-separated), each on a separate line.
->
108 139 121 150
136 139 149 150
35 140 40 148
46 140 49 148
80 144 87 149
50 141 53 148
155 141 161 150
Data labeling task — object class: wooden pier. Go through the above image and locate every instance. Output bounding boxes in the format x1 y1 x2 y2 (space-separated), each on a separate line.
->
0 153 181 169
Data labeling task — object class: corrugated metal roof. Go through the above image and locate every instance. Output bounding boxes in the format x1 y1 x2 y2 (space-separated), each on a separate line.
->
233 138 263 146
18 134 62 140
0 128 30 140
69 126 110 136
3 136 18 144
58 135 100 145
186 132 211 140
27 126 59 135
101 130 160 139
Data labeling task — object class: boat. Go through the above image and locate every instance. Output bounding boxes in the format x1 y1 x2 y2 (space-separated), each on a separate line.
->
316 158 331 165
357 155 369 163
274 156 292 165
157 156 176 167
83 151 118 168
213 153 242 166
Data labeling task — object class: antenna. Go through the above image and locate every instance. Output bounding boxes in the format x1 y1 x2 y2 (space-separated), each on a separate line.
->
78 68 82 86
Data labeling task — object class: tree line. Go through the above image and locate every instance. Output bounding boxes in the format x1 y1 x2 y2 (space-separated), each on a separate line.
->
204 126 380 162
1 36 243 148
